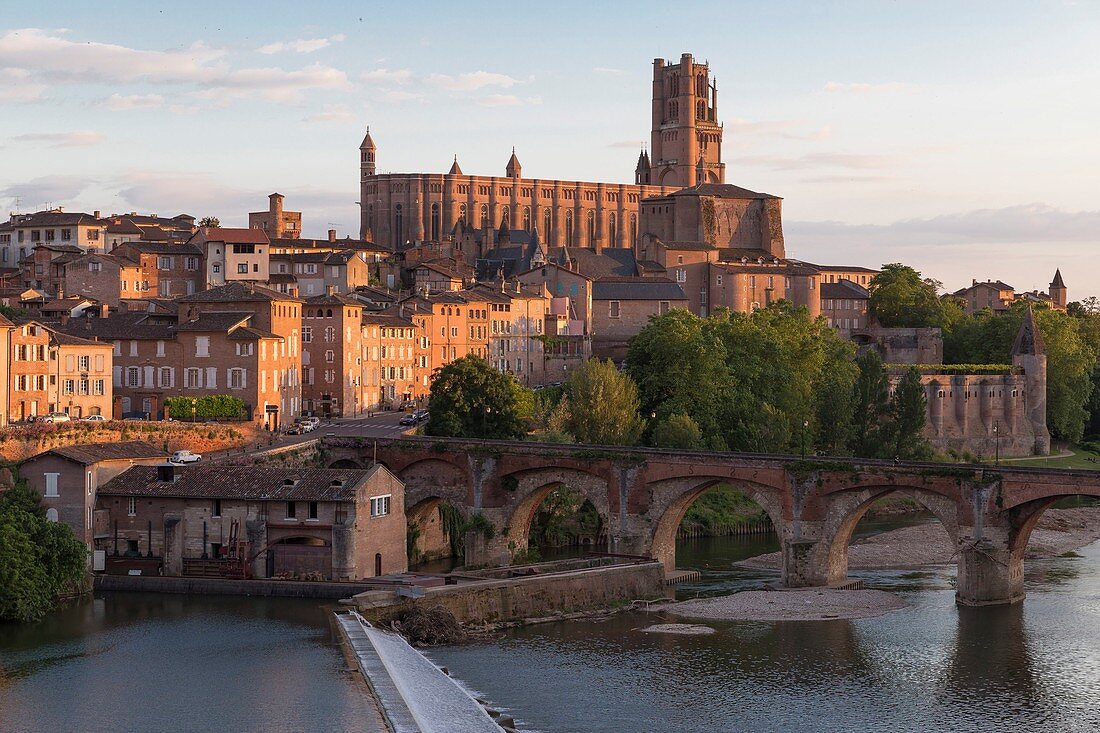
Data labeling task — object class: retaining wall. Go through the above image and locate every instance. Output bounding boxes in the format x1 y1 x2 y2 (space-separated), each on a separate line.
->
94 573 371 599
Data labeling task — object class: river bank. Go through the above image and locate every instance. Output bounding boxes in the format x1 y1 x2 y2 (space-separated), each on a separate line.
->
736 506 1100 572
672 588 907 622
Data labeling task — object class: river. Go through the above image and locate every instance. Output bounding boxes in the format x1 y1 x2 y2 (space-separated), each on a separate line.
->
3 522 1100 733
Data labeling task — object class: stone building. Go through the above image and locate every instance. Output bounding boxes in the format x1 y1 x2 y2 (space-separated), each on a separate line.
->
249 193 302 240
951 270 1067 315
63 252 147 307
94 464 407 580
10 320 113 421
644 53 724 188
302 292 365 418
189 227 271 289
591 278 688 361
821 280 870 334
110 240 204 299
20 441 167 545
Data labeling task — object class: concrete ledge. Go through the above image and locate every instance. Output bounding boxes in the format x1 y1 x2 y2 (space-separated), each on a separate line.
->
94 573 372 599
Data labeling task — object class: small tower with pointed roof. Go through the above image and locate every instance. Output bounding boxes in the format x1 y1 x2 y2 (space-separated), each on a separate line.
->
1012 306 1051 454
505 147 522 179
359 127 377 176
448 155 463 176
635 147 651 184
1049 269 1067 310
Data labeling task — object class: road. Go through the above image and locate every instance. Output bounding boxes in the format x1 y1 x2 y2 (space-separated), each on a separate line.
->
211 411 415 462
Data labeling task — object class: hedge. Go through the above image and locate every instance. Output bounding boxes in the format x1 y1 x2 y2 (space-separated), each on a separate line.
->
164 395 248 420
885 363 1016 375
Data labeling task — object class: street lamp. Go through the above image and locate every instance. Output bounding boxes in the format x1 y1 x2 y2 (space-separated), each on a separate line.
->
993 423 1000 465
801 419 809 459
190 398 197 423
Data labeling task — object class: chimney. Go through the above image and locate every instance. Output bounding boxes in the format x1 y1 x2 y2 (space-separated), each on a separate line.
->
328 229 337 242
326 284 337 296
93 210 101 219
100 303 110 319
972 279 977 286
57 283 65 300
59 312 69 326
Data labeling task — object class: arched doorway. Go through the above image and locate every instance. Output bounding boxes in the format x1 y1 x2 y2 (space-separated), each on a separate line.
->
267 536 331 580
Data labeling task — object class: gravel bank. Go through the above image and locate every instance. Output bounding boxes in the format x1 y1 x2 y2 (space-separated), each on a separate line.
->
736 506 1100 571
672 589 906 622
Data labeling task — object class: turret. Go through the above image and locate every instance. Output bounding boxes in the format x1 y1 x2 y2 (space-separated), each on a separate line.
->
505 147 522 179
448 154 463 176
635 148 651 185
1011 307 1051 455
359 127 377 176
1049 268 1067 309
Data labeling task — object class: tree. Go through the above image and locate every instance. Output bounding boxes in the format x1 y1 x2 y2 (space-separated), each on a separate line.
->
425 355 526 439
555 359 645 446
652 413 704 450
891 367 930 459
868 263 946 328
849 349 892 457
198 216 221 228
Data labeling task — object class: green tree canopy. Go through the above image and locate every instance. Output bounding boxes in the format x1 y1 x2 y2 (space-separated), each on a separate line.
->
553 359 645 446
868 263 947 327
849 349 893 458
891 366 931 459
425 355 526 439
652 413 704 450
198 216 221 228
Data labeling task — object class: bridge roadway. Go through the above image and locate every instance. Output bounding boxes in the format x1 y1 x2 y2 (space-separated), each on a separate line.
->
322 435 1100 606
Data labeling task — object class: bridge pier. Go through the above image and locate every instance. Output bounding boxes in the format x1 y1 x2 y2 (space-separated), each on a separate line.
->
782 539 837 587
955 527 1024 606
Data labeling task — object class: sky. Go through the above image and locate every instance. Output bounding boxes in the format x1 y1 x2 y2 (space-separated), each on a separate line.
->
1 1 1099 299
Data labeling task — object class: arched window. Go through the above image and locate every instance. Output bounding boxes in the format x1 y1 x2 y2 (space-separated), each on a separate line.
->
669 100 678 121
500 205 510 227
565 210 574 245
394 204 403 244
522 207 531 231
608 213 617 246
696 74 707 97
696 100 706 120
367 204 374 234
430 202 440 241
630 214 637 247
587 210 595 246
480 204 489 228
459 203 467 224
543 208 552 240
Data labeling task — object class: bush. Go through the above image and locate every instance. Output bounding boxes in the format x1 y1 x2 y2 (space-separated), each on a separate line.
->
164 395 248 420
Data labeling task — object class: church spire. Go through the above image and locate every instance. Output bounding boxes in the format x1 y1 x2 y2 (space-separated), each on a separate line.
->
448 154 463 175
360 126 377 176
505 147 522 178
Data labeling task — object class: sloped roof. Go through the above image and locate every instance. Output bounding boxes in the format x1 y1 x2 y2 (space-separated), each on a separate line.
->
55 311 177 341
821 280 870 299
193 227 269 244
175 311 253 332
99 465 386 501
178 281 301 303
668 183 780 200
1051 269 1065 288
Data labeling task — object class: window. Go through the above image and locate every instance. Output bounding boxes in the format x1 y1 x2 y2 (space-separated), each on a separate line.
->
229 368 244 389
716 274 723 287
88 261 102 272
78 355 90 371
302 326 312 343
308 501 319 520
676 269 686 283
370 495 391 518
325 350 334 363
195 336 209 357
158 256 174 270
63 379 74 394
660 300 671 314
237 263 248 274
44 473 59 497
212 499 222 517
93 380 105 395
286 501 296 519
185 368 202 388
79 378 89 395
185 257 198 271
609 301 620 318
213 263 221 274
126 367 140 387
127 497 137 517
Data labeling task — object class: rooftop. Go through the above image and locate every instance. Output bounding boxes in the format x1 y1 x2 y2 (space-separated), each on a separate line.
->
99 464 392 501
31 440 167 466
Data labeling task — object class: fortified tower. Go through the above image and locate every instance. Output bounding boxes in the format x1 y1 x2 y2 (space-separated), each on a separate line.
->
1049 269 1067 310
648 53 724 188
1011 307 1051 455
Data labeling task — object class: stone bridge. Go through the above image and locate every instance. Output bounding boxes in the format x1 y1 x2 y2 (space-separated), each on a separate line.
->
321 436 1100 606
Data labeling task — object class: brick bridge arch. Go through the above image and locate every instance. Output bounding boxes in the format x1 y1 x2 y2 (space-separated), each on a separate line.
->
497 466 613 558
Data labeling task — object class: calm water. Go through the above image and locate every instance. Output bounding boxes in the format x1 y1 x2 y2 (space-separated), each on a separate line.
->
0 593 382 733
427 525 1100 733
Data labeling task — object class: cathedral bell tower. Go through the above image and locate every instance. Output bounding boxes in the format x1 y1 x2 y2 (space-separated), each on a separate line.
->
649 53 724 188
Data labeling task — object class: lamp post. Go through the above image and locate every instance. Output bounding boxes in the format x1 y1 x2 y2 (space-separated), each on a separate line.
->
801 419 809 459
994 423 1000 465
190 398 197 423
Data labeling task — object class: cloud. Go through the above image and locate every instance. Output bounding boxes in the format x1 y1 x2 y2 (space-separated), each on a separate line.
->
361 68 415 85
101 93 164 110
257 34 345 54
593 67 624 75
303 103 354 123
789 203 1100 249
736 152 896 171
824 81 912 94
0 68 47 103
11 130 105 147
427 71 522 91
477 94 541 107
0 28 348 103
0 175 95 206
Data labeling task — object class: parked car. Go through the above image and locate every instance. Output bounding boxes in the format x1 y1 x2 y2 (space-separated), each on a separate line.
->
399 413 418 426
79 414 108 422
38 412 71 424
413 409 430 423
285 424 304 435
170 450 202 464
296 416 320 431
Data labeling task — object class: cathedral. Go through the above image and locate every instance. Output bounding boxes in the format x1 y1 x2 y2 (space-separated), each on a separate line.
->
359 53 728 250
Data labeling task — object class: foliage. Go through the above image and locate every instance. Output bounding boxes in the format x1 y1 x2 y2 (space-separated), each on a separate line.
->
679 484 769 536
891 367 932 459
529 486 602 548
630 303 861 455
197 216 221 228
868 263 947 328
551 359 645 446
438 503 465 557
0 477 88 623
652 413 704 450
164 395 247 420
849 350 894 458
425 355 526 440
